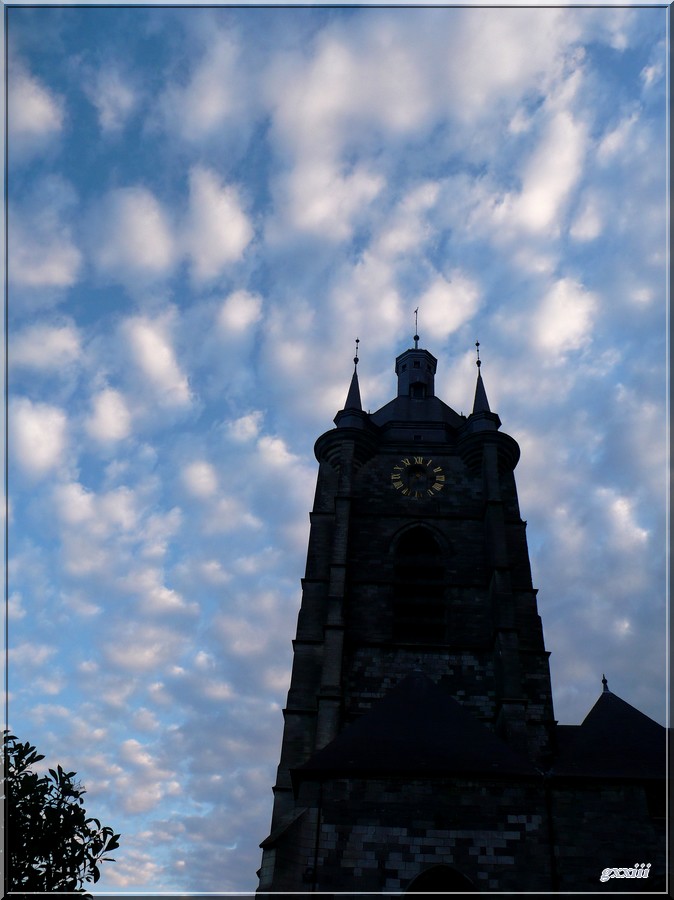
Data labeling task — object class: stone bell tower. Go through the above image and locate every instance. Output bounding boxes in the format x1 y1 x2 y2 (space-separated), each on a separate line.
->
257 331 667 893
257 335 562 892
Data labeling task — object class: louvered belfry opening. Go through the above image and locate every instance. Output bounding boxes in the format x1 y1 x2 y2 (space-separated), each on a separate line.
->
392 526 446 643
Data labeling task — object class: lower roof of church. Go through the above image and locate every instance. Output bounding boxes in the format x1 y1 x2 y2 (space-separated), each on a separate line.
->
292 673 666 790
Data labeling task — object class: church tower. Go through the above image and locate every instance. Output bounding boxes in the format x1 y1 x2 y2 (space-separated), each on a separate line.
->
257 337 665 894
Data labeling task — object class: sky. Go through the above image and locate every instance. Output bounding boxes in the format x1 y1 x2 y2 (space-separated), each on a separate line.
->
6 3 669 894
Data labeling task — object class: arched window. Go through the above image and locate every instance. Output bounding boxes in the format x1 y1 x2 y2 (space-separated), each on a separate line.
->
392 527 446 643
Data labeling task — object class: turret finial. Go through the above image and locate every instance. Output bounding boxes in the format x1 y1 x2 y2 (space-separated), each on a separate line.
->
354 337 360 368
475 340 481 369
602 673 609 693
414 308 419 349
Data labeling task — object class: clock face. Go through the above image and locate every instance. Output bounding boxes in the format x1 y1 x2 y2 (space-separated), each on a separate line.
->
390 456 445 499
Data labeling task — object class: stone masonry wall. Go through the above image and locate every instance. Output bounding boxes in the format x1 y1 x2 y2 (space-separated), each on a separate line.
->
309 776 552 892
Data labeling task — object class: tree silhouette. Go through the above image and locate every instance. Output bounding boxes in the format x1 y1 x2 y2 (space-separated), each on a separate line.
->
5 731 120 894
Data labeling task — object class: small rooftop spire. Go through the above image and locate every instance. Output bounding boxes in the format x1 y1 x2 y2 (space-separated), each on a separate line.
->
602 673 609 693
413 308 419 350
343 337 362 411
472 340 491 414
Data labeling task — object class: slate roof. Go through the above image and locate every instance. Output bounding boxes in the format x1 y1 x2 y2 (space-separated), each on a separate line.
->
472 370 491 414
293 672 535 790
553 690 666 780
343 368 362 412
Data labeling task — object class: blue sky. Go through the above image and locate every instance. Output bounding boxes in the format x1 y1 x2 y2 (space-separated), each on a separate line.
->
7 4 668 894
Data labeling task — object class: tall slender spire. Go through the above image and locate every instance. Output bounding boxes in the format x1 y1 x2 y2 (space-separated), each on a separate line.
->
343 337 362 411
472 340 491 414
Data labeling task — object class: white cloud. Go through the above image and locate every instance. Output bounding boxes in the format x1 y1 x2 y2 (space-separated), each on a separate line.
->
198 560 231 585
120 738 159 769
99 486 138 532
182 461 218 499
270 26 429 152
597 487 649 550
62 590 101 618
53 482 96 526
204 496 262 534
9 62 63 154
124 315 192 408
120 566 196 615
506 110 587 233
101 847 163 889
141 508 182 560
641 60 664 89
86 388 132 443
8 592 26 620
184 166 253 281
330 252 402 345
11 323 81 370
374 181 439 258
227 411 263 443
256 435 300 471
158 31 244 142
569 193 602 242
94 187 174 280
104 623 187 673
535 278 597 358
444 9 581 120
132 708 161 732
218 290 263 335
216 615 269 657
51 480 159 580
597 112 638 163
10 641 56 667
415 270 480 339
85 66 137 133
53 482 138 535
11 398 68 477
280 160 384 241
10 210 81 289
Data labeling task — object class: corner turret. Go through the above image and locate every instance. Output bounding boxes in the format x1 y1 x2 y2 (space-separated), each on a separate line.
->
458 343 519 473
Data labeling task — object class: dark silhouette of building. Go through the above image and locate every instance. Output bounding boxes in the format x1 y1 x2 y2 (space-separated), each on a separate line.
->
258 338 666 893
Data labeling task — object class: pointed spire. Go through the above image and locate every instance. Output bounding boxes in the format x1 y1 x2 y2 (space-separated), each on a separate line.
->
602 674 610 693
472 340 491 414
343 337 362 411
